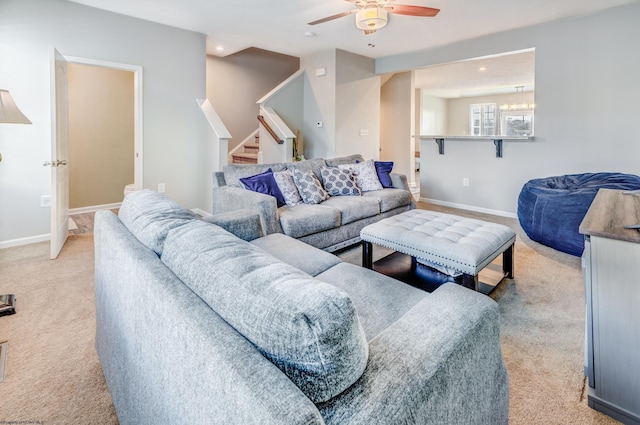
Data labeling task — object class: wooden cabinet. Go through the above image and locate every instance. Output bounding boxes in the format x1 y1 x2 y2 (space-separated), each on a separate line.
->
580 189 640 425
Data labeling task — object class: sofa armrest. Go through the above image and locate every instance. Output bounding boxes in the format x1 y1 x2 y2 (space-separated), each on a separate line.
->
203 209 264 241
318 283 509 425
390 172 410 191
212 186 282 235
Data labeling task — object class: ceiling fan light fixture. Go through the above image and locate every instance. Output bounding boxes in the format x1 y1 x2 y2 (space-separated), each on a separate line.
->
356 7 388 31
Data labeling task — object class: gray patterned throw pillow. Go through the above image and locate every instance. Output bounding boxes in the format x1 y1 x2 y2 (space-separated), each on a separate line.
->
273 169 303 206
320 167 362 196
338 159 383 192
292 168 330 204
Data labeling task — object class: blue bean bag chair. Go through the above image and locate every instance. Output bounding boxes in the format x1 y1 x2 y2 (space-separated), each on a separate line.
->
518 172 640 256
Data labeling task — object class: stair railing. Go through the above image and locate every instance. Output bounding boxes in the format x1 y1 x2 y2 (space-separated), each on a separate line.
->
257 115 283 144
258 106 295 163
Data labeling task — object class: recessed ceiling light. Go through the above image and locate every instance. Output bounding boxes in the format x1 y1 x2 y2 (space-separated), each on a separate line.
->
479 67 486 72
305 31 316 37
216 46 224 52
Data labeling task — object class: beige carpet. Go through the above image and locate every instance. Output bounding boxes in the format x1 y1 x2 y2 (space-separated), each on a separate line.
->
0 203 621 424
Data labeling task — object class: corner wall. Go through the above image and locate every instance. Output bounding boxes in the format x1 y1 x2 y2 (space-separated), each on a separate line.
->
206 48 300 151
377 2 640 215
0 0 206 245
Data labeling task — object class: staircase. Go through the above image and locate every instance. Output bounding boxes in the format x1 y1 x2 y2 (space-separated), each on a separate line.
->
231 133 259 164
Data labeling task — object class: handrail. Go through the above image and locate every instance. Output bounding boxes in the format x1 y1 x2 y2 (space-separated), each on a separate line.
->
257 115 284 144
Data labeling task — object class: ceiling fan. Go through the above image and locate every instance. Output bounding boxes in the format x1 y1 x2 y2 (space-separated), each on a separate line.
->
308 0 440 35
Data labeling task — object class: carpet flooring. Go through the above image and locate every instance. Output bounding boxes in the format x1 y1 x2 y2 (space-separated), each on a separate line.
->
0 203 621 424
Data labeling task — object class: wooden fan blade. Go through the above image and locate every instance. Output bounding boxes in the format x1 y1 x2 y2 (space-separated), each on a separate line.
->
384 5 440 17
308 9 357 25
364 29 377 35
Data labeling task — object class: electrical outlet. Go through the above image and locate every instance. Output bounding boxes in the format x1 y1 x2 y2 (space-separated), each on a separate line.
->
359 129 368 136
463 178 470 187
40 195 51 207
158 183 165 193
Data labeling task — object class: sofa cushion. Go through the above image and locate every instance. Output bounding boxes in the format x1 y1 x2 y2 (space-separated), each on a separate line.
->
292 168 330 205
118 189 197 255
363 188 412 213
286 157 326 181
160 220 369 403
320 167 362 197
273 169 303 206
339 160 383 192
278 203 341 238
321 196 380 225
250 233 341 277
324 154 364 167
375 161 394 188
223 162 287 187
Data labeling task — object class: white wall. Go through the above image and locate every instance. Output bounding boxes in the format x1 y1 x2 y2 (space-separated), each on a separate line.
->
420 93 448 135
376 2 640 215
446 92 534 135
380 72 415 185
0 0 207 246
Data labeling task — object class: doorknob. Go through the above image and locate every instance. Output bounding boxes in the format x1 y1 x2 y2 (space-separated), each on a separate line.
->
42 160 68 167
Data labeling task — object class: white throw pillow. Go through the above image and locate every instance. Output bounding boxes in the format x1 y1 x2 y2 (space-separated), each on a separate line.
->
273 169 303 206
338 160 383 192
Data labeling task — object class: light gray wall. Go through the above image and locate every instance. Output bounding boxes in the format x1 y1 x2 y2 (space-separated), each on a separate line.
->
376 2 640 215
301 49 382 161
0 0 206 245
335 50 380 161
301 50 337 159
206 48 300 151
262 74 305 153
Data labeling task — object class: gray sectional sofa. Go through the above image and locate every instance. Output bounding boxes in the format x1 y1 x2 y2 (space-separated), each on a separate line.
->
94 189 509 425
212 154 413 252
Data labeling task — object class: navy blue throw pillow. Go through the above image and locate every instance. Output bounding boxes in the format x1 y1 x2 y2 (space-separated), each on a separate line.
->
374 161 394 188
240 168 286 207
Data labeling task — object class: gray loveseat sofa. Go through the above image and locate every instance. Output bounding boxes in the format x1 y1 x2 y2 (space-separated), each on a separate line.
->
212 154 412 252
94 189 509 425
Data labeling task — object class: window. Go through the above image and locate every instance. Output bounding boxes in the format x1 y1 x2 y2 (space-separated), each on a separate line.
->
470 103 496 136
501 111 534 136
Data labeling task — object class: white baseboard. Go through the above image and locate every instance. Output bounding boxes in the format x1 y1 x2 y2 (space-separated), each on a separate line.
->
0 234 50 250
70 202 122 215
192 208 213 218
420 197 517 219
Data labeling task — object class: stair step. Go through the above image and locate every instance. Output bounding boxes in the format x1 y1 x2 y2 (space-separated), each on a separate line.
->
244 143 260 152
231 153 258 164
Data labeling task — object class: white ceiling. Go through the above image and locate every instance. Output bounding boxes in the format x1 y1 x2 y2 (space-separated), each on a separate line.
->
68 0 636 59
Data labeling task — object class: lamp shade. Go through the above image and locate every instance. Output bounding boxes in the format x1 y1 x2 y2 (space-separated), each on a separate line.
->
356 7 388 31
0 89 32 124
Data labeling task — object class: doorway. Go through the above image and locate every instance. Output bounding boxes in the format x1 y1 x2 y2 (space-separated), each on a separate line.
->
67 63 134 212
50 53 143 258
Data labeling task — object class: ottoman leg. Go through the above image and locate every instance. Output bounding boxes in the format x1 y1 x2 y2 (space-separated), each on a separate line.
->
461 274 479 291
503 244 514 279
362 241 373 269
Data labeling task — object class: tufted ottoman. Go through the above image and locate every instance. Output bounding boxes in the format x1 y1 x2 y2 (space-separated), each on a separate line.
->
360 210 516 292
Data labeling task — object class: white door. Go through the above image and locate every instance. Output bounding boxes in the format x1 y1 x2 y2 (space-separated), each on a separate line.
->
50 48 69 259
